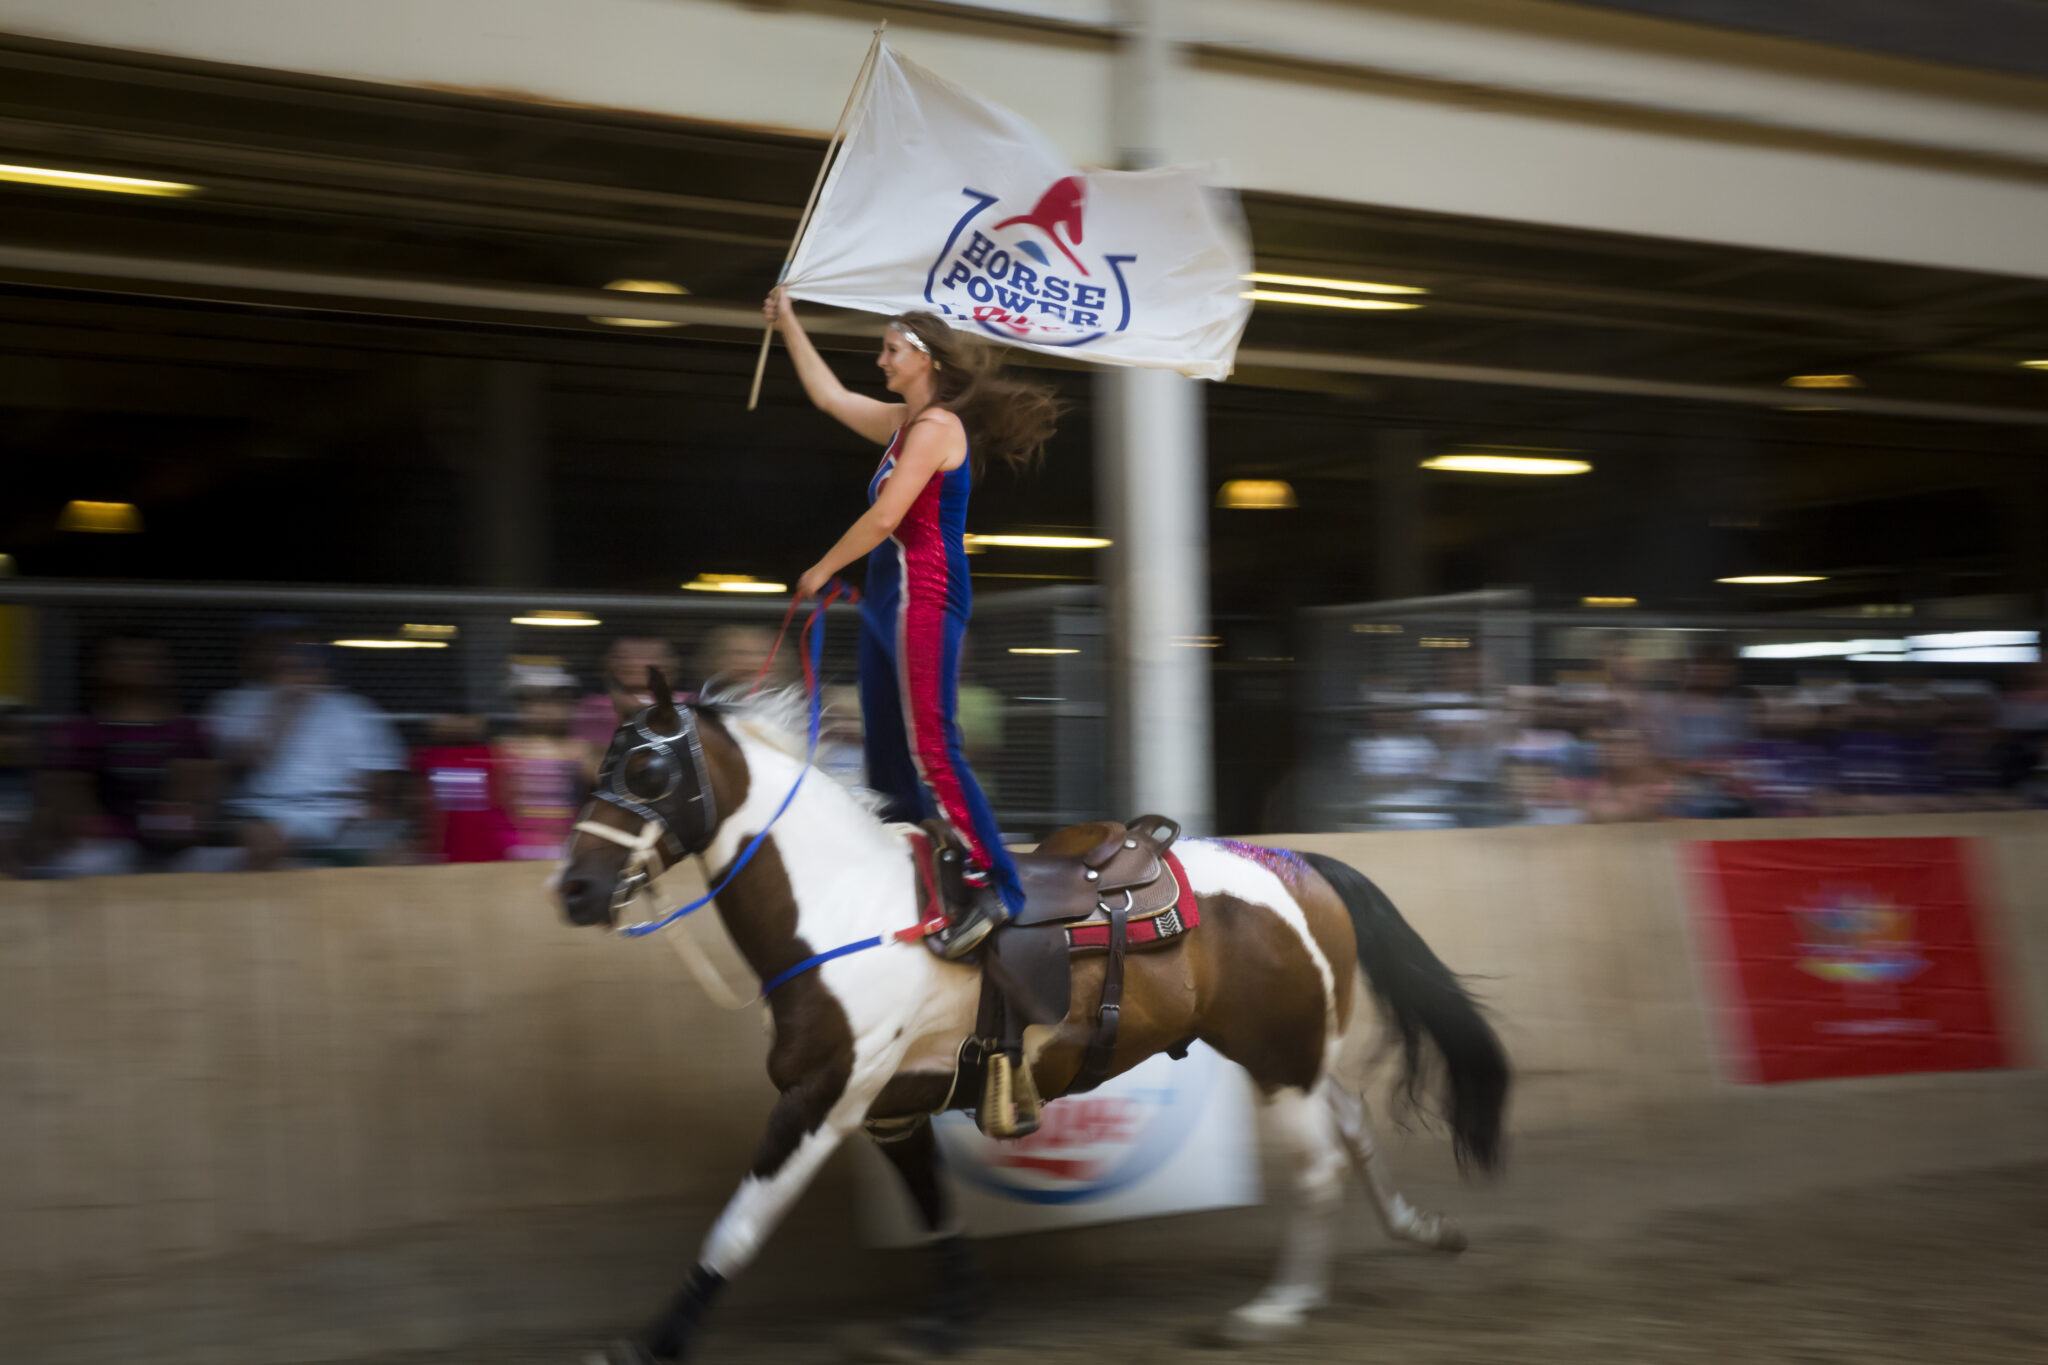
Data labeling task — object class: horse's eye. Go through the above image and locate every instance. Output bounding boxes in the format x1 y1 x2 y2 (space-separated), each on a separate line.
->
624 749 680 801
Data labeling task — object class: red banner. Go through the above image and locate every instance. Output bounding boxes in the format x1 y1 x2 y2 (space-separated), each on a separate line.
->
1691 837 2017 1084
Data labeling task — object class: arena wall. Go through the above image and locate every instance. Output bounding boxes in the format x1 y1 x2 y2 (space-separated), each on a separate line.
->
3 814 2044 1292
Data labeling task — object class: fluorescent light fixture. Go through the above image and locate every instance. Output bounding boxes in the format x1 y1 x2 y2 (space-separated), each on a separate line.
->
1242 289 1422 312
1009 647 1079 655
1420 637 1472 648
1740 639 1903 660
1242 272 1428 296
1740 632 2039 663
0 163 198 197
57 500 143 533
1582 596 1638 608
591 278 688 328
2023 360 2048 371
682 573 786 593
1718 575 1827 585
1171 635 1222 648
512 611 601 627
401 623 458 639
333 638 449 650
1784 374 1862 389
1216 479 1297 509
0 553 13 577
1421 453 1591 475
964 534 1112 550
1908 630 2037 651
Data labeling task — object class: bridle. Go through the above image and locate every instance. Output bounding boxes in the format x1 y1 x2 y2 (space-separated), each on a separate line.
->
573 703 719 916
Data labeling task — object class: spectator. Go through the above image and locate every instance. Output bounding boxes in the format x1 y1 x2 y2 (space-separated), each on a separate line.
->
696 624 790 696
573 635 679 766
206 624 406 869
413 713 508 864
0 704 40 876
33 632 216 876
493 658 587 861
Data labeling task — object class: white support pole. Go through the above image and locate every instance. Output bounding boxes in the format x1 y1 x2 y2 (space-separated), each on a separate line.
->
1099 0 1213 831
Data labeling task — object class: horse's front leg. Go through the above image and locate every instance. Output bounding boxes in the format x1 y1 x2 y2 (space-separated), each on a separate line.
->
605 1048 898 1363
870 1113 985 1352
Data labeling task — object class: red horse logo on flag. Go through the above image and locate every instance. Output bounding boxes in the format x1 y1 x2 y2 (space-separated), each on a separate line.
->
924 177 1134 345
990 176 1089 276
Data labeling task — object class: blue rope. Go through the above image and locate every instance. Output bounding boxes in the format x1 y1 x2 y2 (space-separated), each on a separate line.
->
617 591 831 939
758 934 887 997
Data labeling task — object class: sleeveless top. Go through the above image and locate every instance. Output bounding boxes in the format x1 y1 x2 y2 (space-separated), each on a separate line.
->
865 420 974 621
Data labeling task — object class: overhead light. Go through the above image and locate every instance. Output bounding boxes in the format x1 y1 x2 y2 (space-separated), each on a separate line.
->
682 573 786 593
333 638 450 650
964 534 1112 550
0 163 199 197
1741 631 2038 664
1216 479 1297 509
512 610 602 627
401 623 459 639
2023 360 2048 371
591 278 689 328
1718 575 1827 585
57 500 143 533
1171 635 1222 648
1243 272 1428 296
1009 647 1079 655
1784 374 1862 389
1242 289 1422 312
1421 453 1591 475
1582 597 1637 608
1741 639 1901 660
0 553 13 577
1420 637 1471 648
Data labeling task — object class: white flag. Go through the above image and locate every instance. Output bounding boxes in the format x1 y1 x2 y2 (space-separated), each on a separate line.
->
783 44 1252 381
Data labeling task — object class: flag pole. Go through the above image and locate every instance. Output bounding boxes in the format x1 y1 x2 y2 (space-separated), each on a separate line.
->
748 21 887 411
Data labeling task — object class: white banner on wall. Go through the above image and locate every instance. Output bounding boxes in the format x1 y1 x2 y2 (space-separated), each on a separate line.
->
859 1042 1261 1243
784 43 1253 381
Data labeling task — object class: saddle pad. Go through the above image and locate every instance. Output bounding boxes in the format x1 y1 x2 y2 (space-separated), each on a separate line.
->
1064 851 1200 953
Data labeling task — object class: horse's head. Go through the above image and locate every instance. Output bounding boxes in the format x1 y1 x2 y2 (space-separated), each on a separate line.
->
556 666 744 927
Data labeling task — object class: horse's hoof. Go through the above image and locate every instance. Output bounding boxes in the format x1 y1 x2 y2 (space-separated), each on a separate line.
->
1434 1219 1469 1254
1219 1289 1323 1344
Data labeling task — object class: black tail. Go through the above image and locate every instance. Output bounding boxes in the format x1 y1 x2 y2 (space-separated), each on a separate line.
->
1297 850 1510 1175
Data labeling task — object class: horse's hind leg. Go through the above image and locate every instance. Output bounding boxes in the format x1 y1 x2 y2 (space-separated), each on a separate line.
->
869 1115 985 1351
1227 1083 1347 1341
1325 1080 1468 1252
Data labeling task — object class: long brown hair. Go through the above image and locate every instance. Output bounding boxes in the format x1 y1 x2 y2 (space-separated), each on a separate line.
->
889 311 1062 476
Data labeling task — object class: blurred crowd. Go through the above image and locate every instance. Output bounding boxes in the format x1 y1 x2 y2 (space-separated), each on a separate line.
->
0 618 824 878
1349 641 2048 829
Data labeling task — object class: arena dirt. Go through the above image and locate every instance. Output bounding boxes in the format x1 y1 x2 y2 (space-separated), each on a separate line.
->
340 1160 2048 1365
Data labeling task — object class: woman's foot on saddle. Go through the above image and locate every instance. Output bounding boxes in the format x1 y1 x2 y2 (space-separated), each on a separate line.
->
931 880 1007 961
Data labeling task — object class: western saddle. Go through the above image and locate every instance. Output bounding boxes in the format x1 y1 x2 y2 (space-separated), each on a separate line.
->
913 814 1188 1140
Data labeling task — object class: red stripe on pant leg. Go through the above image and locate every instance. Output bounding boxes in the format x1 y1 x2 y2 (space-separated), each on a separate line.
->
898 573 990 870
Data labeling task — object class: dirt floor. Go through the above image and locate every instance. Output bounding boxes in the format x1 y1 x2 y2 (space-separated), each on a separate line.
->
336 1159 2048 1365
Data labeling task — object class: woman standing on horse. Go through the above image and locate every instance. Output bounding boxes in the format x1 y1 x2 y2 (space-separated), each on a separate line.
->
763 287 1059 958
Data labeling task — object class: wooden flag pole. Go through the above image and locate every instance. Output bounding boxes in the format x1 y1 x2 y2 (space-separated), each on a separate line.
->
747 21 887 411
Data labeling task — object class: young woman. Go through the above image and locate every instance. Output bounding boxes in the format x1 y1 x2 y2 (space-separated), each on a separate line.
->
764 286 1059 958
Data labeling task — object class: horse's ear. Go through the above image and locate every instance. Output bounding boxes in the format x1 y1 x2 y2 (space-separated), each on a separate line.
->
647 666 680 733
607 675 639 722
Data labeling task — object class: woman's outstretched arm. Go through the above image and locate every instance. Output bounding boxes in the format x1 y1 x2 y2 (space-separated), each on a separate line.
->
764 287 904 444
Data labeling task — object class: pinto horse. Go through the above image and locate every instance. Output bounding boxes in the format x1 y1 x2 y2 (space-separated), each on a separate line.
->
556 674 1509 1364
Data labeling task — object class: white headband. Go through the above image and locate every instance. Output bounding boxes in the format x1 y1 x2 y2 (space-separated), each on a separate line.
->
890 324 940 369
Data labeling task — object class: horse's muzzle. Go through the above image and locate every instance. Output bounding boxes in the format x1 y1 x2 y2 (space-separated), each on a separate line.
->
558 871 620 927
